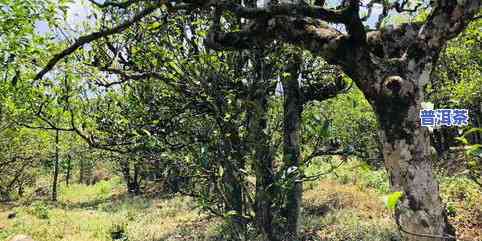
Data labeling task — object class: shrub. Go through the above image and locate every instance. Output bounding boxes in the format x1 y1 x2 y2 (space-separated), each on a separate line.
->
30 201 49 219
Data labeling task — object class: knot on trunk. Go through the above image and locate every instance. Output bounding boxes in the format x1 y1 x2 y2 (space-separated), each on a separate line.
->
383 76 414 97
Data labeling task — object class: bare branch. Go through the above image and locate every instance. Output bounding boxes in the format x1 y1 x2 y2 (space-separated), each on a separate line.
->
18 122 75 132
297 158 347 182
471 15 482 21
303 144 348 166
345 0 366 43
34 5 159 80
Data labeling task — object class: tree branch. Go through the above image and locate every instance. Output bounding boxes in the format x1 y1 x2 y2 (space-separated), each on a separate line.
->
215 1 350 23
345 0 366 44
206 16 346 63
88 0 147 8
409 0 481 59
298 158 347 182
303 143 349 166
366 22 423 59
34 5 159 80
18 122 75 132
302 69 351 103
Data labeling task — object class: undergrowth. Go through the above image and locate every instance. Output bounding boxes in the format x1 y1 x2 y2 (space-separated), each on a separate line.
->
0 162 480 241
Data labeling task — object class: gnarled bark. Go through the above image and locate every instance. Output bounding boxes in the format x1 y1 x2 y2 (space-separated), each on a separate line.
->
371 72 455 241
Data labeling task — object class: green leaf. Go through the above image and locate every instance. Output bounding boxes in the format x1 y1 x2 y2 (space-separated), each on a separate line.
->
168 61 184 75
455 136 469 145
148 22 161 30
141 129 151 136
463 128 482 137
386 191 403 210
224 210 239 218
281 72 291 78
466 144 482 156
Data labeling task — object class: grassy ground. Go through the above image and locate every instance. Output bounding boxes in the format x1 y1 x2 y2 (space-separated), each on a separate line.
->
0 178 218 241
0 162 480 241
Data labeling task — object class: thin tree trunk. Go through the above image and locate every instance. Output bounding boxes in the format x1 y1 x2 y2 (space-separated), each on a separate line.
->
249 54 276 241
65 155 71 186
222 148 244 238
281 53 303 239
18 185 23 197
169 167 180 193
471 107 481 143
121 160 132 192
221 124 245 239
251 97 275 241
122 160 141 195
52 130 59 201
79 158 84 184
133 163 141 194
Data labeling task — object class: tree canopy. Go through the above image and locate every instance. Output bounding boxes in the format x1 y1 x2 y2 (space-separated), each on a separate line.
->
0 1 480 241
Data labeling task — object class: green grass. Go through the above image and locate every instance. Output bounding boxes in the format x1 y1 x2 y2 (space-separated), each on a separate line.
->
0 166 480 241
303 158 482 241
0 179 217 241
59 178 119 206
304 158 390 193
439 176 482 240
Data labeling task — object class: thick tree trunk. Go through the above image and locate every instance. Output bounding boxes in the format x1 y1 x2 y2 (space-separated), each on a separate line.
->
371 73 455 241
281 54 303 239
52 130 59 202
